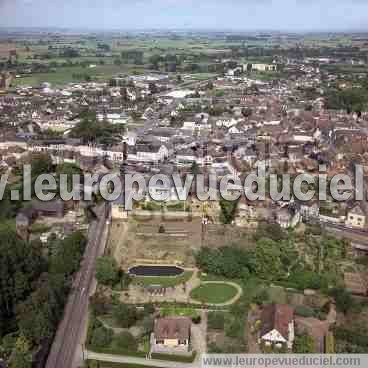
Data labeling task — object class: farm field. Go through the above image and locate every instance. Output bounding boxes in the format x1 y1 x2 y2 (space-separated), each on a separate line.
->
12 64 146 87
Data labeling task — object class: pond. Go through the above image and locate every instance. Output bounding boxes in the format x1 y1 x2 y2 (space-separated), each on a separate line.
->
128 265 185 277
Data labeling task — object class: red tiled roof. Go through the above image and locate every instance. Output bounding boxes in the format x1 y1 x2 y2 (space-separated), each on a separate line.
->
261 304 294 340
154 317 191 340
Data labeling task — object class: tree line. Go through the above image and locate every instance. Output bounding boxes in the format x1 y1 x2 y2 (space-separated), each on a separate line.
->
0 226 87 367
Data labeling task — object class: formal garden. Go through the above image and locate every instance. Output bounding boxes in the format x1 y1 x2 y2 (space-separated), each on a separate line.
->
190 282 241 304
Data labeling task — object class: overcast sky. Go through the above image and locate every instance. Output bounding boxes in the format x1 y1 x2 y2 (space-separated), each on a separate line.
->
0 0 367 31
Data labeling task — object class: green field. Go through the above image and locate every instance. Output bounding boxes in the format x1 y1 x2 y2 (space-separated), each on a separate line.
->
131 270 193 288
12 64 145 87
190 282 239 304
160 306 199 318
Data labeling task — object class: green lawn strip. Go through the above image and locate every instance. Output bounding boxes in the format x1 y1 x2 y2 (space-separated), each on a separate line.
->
159 307 199 319
87 346 147 358
151 352 196 363
190 283 239 304
86 362 160 368
131 271 193 288
130 301 229 311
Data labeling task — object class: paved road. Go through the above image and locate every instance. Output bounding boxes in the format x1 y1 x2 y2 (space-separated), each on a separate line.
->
86 351 198 368
45 204 109 368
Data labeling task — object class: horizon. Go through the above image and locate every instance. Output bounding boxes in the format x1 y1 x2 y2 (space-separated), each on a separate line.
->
1 0 368 32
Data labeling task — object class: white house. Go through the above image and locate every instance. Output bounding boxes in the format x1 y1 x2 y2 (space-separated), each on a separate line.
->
216 117 238 129
345 205 366 229
129 145 169 163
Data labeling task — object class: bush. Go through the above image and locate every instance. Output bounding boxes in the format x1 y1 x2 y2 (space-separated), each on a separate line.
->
143 303 155 316
111 331 137 351
225 319 244 339
335 327 368 348
294 305 316 318
139 315 154 335
208 312 225 330
192 315 201 324
113 303 138 328
329 288 355 314
356 256 368 266
90 326 113 348
288 270 327 290
253 289 269 305
96 256 119 286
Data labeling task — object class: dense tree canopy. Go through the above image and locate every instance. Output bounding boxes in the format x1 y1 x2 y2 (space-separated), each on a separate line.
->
0 225 45 337
196 238 297 282
219 199 239 224
70 111 125 145
0 227 87 364
325 85 368 114
95 256 120 287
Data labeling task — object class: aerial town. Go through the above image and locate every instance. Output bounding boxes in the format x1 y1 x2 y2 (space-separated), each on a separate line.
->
1 3 368 368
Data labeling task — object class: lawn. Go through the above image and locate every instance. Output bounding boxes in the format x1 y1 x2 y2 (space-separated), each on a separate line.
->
160 306 199 318
190 282 239 304
86 362 158 368
131 270 193 288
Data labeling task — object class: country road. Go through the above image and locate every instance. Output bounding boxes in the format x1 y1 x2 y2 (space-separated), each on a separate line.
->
45 204 110 368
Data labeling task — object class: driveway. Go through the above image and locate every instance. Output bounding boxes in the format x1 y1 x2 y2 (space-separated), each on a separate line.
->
191 310 207 359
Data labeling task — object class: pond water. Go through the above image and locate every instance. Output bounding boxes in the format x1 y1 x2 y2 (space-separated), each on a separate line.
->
128 265 184 277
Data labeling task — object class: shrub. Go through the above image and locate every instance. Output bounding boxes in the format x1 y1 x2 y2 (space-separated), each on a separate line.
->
192 315 201 324
329 288 355 314
334 327 368 348
113 303 138 328
90 326 113 348
143 303 155 316
253 289 269 305
208 312 225 330
294 305 316 318
225 319 244 339
288 270 327 290
111 331 138 351
139 316 154 335
96 256 119 286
